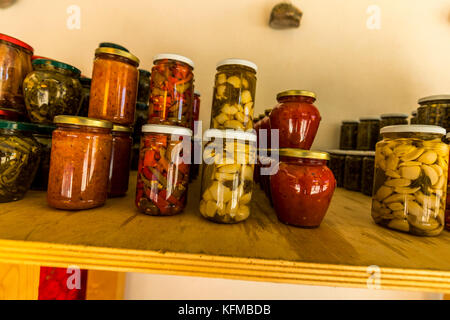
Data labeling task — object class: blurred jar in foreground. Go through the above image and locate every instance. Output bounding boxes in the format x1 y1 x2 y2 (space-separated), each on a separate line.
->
328 150 347 188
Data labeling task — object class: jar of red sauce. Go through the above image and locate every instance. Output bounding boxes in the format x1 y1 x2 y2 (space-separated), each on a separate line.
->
270 90 321 149
108 125 133 198
47 116 113 210
270 149 335 228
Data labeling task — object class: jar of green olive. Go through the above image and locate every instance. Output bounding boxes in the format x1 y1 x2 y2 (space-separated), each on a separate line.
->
356 116 380 151
417 95 449 129
380 113 408 128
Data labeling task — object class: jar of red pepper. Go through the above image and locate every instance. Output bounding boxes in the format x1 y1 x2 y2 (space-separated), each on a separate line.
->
136 124 192 215
270 90 321 149
108 125 133 198
270 149 335 228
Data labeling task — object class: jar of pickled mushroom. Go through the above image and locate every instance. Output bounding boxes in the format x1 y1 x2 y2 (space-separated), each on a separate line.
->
136 124 192 215
0 33 33 113
191 90 201 132
343 151 365 191
356 116 380 150
417 95 449 128
89 47 140 126
47 116 113 210
339 120 358 150
410 110 418 124
361 151 375 196
137 69 151 104
210 59 257 130
380 113 408 128
108 125 133 198
0 108 22 121
148 54 195 128
270 90 321 149
78 77 91 117
31 124 55 191
200 129 257 223
270 149 335 228
0 120 40 202
23 59 82 124
371 125 448 236
328 150 347 188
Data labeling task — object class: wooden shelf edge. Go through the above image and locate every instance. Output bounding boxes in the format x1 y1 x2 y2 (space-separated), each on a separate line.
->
0 239 448 294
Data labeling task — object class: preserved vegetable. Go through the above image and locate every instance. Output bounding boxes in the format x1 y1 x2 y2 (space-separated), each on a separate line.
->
339 120 358 150
356 116 380 150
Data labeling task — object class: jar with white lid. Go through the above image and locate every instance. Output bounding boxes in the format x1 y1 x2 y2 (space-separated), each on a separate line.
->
372 125 448 236
417 95 449 129
356 116 380 151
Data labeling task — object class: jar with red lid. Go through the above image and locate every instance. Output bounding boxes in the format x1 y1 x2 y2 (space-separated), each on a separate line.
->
148 54 195 128
135 124 192 215
270 149 335 228
270 90 321 149
89 47 140 126
108 125 133 198
0 33 33 113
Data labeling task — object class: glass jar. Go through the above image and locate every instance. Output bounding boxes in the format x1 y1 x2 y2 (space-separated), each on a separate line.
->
189 137 202 182
47 116 113 210
380 113 409 128
417 95 449 128
133 102 149 142
89 47 139 126
339 120 358 150
259 154 275 205
0 108 22 121
77 77 91 117
210 59 257 130
0 33 33 113
344 151 364 191
136 124 192 215
259 109 272 150
361 152 375 196
410 110 418 124
328 150 347 188
137 69 151 104
372 125 448 236
23 59 82 124
130 142 140 171
200 130 256 223
31 124 55 191
270 90 321 149
356 116 380 150
270 149 335 228
148 54 195 128
108 125 133 198
191 90 201 132
99 42 129 52
445 133 450 230
0 120 40 202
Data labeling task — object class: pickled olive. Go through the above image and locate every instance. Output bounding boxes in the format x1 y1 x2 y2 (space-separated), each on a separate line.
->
210 59 257 131
371 125 448 236
339 120 358 150
148 54 195 128
356 116 380 151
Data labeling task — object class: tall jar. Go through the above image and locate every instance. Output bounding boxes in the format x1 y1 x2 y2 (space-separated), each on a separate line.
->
356 116 380 150
417 95 449 129
148 54 195 128
200 130 256 223
0 33 33 113
339 120 358 150
343 151 364 191
89 47 140 126
270 149 335 228
328 150 347 188
210 59 257 130
108 125 133 198
47 116 113 210
137 69 151 104
23 59 82 124
371 125 448 236
136 124 192 215
270 90 321 149
361 151 375 196
0 120 40 202
31 124 55 191
78 77 91 117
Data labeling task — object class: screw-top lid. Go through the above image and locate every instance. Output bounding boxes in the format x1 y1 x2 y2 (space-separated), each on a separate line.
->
0 119 38 132
380 124 446 135
327 149 351 155
32 55 51 61
360 116 381 121
380 113 409 119
99 42 129 52
0 33 33 53
216 58 257 72
204 129 257 142
142 124 193 136
153 53 194 69
418 95 450 104
194 90 201 96
278 148 330 160
95 47 140 65
277 90 316 100
54 116 113 129
32 59 81 76
112 124 133 133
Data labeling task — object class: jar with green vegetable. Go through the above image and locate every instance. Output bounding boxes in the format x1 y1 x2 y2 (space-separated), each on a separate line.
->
417 95 449 128
328 150 347 188
343 151 365 192
380 113 408 128
361 152 375 196
356 116 380 151
339 120 358 150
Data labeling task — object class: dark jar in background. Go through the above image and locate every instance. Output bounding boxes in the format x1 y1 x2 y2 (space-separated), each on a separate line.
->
356 116 380 151
108 125 133 197
339 120 358 150
31 124 56 191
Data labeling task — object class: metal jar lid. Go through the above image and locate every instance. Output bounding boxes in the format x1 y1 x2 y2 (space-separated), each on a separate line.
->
112 124 133 133
277 90 316 100
32 59 81 76
278 148 330 160
142 124 193 137
418 95 450 104
95 47 140 66
54 116 113 129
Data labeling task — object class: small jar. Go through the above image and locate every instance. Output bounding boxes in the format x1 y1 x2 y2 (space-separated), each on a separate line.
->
270 149 335 228
47 116 113 210
210 59 257 130
410 110 418 124
31 124 55 191
339 120 358 150
200 130 256 223
0 108 22 121
89 47 140 126
344 151 364 191
23 59 82 124
356 116 380 151
361 152 375 196
0 33 33 113
78 77 91 117
380 113 409 128
417 95 449 128
148 54 195 128
135 124 192 215
372 125 448 236
0 120 40 202
270 90 321 149
328 150 347 188
108 125 133 197
191 90 201 132
137 69 151 104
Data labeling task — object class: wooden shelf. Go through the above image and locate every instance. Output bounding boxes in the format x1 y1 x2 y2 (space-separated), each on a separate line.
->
1 172 450 293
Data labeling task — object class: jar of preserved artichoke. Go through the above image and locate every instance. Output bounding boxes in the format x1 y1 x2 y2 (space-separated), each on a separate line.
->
30 124 55 191
356 116 380 150
372 125 448 236
0 120 41 202
23 59 82 124
339 120 358 150
380 113 408 128
417 95 449 129
78 77 91 117
210 59 257 130
361 151 375 196
410 110 418 124
328 150 347 188
343 151 365 191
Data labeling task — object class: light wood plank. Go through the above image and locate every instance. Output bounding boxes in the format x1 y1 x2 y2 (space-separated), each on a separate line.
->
0 262 39 300
86 270 125 300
